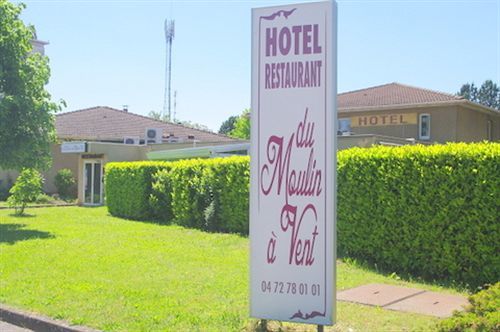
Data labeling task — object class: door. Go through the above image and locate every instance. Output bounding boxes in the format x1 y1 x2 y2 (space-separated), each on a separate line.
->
83 160 103 205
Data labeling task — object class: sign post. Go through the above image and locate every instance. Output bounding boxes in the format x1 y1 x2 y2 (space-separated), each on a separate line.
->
250 0 337 327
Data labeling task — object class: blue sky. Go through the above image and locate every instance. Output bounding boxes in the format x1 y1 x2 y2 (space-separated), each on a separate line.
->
20 0 499 131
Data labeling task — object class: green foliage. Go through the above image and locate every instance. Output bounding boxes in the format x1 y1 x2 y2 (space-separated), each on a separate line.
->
218 115 238 135
458 80 500 110
0 1 61 170
229 109 250 139
105 157 250 233
35 192 52 204
438 283 500 331
7 168 43 215
152 156 250 233
54 168 76 200
106 143 499 286
337 142 500 288
105 161 171 220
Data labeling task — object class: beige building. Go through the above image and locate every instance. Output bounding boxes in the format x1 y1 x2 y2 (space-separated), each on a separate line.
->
1 106 241 205
337 83 500 143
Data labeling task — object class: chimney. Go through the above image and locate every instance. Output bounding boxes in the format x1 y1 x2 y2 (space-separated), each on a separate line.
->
123 105 128 112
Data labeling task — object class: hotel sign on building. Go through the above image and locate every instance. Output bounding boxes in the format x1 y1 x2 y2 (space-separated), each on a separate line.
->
351 113 417 127
250 1 337 326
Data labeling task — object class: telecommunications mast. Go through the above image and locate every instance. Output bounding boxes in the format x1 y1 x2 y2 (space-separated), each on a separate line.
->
163 19 175 121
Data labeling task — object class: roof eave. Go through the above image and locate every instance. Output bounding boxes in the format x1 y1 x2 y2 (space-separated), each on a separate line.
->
339 100 500 116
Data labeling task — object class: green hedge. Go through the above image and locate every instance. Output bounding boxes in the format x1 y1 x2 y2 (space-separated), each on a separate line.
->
105 156 250 233
151 156 250 233
105 143 499 287
337 142 500 288
105 161 171 220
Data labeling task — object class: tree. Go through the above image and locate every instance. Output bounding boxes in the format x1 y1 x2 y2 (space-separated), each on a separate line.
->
229 109 250 140
175 119 212 132
218 115 238 135
7 168 43 215
148 110 213 132
148 110 165 121
0 1 61 171
457 80 500 110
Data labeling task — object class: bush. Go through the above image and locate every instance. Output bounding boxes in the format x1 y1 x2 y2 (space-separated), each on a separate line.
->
7 168 44 215
337 142 500 288
438 282 500 331
151 156 250 233
54 168 76 200
106 157 250 233
106 143 499 286
105 161 171 220
35 193 53 204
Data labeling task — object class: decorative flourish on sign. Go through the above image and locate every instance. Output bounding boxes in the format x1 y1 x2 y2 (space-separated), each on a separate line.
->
260 8 297 21
290 309 325 320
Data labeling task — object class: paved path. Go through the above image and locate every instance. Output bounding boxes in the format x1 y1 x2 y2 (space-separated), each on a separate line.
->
338 283 469 317
0 320 33 332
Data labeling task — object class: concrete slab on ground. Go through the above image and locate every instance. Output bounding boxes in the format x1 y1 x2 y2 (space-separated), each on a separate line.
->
337 283 469 318
337 283 425 307
385 291 469 317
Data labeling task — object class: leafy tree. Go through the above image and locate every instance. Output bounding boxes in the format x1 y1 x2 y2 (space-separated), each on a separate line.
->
0 1 61 171
175 119 212 132
7 168 43 215
148 110 213 132
218 115 238 135
457 80 500 110
229 109 250 140
148 110 166 121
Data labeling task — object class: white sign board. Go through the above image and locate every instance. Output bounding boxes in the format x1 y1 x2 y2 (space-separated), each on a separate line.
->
61 142 87 153
250 1 337 325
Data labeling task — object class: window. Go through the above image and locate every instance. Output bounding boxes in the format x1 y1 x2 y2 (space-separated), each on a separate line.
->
338 118 351 135
419 114 430 140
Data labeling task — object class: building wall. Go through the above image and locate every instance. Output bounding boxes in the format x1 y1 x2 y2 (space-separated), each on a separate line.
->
456 106 500 142
339 105 500 143
44 144 79 194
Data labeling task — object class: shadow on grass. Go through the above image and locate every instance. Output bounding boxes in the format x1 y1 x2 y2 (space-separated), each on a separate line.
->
0 223 54 245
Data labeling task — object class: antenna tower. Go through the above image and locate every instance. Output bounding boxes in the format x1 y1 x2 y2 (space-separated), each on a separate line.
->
163 19 175 121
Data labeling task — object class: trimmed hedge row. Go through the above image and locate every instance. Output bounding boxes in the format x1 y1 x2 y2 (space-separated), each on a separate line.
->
105 161 171 220
105 142 499 287
337 142 499 288
152 157 250 233
105 156 250 233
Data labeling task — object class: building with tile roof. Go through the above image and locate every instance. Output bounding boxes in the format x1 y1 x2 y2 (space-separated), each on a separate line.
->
336 83 499 143
55 106 234 144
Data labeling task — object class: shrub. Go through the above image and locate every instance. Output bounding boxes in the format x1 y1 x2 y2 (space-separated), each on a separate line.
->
337 142 500 288
106 143 499 286
105 161 171 220
35 193 53 204
151 157 250 233
7 168 44 215
437 282 500 331
54 168 76 200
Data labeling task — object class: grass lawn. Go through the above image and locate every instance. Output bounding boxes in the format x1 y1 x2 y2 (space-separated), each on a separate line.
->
0 207 466 331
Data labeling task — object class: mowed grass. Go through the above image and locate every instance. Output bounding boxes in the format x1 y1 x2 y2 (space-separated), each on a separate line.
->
0 207 465 331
